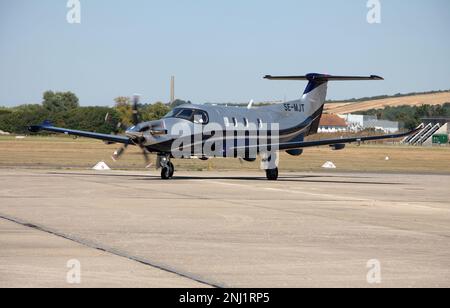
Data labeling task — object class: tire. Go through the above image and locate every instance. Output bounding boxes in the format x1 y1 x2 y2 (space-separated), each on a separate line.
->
161 167 171 180
266 168 279 181
168 162 175 178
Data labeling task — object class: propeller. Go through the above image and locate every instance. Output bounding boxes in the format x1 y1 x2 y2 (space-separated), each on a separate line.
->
111 94 152 168
131 94 140 126
105 112 125 136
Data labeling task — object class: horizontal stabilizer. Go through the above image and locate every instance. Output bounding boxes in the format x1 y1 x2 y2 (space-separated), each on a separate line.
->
264 74 383 81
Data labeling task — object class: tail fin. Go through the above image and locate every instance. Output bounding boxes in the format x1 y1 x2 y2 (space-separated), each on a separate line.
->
264 74 384 135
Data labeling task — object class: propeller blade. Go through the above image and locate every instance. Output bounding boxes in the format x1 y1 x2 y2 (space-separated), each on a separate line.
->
155 155 162 170
113 94 153 168
112 144 128 161
142 149 152 168
132 94 140 126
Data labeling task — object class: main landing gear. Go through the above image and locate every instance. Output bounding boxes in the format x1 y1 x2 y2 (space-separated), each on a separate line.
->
158 155 175 180
265 168 279 181
261 152 279 181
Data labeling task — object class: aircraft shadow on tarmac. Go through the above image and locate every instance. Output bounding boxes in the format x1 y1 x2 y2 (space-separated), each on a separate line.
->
165 176 401 185
48 172 402 185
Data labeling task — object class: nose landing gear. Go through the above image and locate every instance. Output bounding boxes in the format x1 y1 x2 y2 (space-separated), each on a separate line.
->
158 154 175 180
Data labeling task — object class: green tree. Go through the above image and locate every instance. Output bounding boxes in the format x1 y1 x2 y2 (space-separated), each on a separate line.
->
114 96 133 127
63 107 121 134
13 104 44 114
0 107 12 117
356 103 450 130
141 102 171 122
0 105 49 134
114 98 172 126
42 91 79 113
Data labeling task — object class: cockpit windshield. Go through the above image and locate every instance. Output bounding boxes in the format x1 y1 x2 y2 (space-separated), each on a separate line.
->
164 108 209 124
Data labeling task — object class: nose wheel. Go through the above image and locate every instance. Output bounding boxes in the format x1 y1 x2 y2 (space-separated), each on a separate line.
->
161 161 175 180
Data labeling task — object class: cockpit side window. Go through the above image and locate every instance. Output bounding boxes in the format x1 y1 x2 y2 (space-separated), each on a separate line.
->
176 109 194 121
164 108 208 124
163 108 187 119
163 108 181 119
193 110 209 124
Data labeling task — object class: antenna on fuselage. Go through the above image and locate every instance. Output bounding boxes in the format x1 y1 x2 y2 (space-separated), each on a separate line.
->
247 99 254 109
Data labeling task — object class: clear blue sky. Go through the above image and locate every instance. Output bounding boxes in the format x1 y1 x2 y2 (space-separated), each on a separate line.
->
1 0 450 106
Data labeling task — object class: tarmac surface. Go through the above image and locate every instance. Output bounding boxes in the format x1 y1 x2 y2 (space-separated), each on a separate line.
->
0 169 449 288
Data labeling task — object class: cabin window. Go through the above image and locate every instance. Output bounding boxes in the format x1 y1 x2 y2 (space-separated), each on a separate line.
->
257 119 263 129
232 117 238 127
243 118 249 128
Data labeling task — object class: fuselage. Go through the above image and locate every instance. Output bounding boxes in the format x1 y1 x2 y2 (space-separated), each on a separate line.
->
128 97 323 158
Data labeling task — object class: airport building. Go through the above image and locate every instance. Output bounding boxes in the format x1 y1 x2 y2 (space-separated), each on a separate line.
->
319 113 400 134
320 113 449 146
318 114 348 133
339 114 400 133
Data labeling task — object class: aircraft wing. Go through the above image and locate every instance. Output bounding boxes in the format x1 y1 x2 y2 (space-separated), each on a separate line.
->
28 121 133 145
234 129 419 152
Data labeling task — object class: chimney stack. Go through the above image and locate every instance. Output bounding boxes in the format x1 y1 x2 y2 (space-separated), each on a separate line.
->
170 76 175 104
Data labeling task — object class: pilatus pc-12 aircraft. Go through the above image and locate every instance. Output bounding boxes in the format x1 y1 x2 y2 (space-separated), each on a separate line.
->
29 74 417 181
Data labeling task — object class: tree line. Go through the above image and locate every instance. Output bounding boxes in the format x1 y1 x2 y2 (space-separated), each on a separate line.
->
327 89 450 104
0 91 190 134
2 90 448 134
355 103 450 129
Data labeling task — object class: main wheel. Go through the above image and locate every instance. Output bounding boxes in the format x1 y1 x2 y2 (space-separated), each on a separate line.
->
266 168 279 181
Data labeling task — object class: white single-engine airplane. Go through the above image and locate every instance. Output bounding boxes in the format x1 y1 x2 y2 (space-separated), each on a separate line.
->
29 74 417 180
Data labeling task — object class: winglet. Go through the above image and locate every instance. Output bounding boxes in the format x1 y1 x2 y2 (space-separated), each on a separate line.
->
28 120 54 133
28 125 42 133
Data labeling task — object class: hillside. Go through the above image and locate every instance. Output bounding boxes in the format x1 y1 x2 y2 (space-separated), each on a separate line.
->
325 91 450 114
